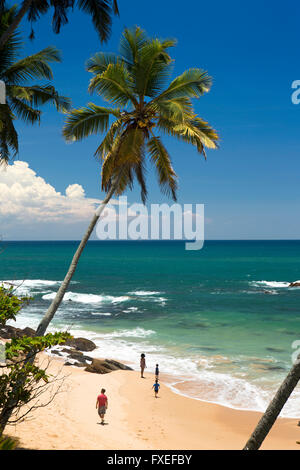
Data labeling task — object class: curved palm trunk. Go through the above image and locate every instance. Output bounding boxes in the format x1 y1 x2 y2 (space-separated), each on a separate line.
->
0 0 33 49
35 183 117 337
243 355 300 450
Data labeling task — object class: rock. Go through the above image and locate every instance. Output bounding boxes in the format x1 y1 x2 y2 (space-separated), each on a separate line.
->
104 359 132 371
85 358 132 375
65 361 86 367
85 359 116 374
289 281 300 287
67 350 93 363
21 327 36 337
0 325 23 339
51 350 63 356
0 325 36 340
63 337 96 352
266 347 285 353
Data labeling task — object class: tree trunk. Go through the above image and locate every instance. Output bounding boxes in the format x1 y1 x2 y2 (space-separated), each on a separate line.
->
243 355 300 450
35 183 117 337
0 0 33 49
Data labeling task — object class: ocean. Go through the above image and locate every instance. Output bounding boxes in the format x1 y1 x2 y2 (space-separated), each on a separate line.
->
1 240 300 417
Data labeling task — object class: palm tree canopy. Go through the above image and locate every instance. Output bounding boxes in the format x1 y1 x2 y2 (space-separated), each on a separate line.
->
0 0 119 43
0 6 70 163
63 26 219 203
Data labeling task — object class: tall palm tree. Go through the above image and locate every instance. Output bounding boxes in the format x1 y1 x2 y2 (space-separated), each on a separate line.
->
35 26 219 336
0 6 70 163
0 0 119 49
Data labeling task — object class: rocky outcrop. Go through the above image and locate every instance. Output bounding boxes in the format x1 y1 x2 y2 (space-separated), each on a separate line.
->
289 281 300 287
63 337 97 352
85 358 132 374
0 325 131 374
0 325 35 339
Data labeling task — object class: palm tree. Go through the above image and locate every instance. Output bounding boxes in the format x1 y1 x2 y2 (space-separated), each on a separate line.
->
243 354 300 450
0 0 119 49
0 6 70 163
35 26 219 337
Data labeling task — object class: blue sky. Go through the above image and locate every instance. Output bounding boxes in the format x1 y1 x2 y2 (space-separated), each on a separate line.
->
2 0 300 239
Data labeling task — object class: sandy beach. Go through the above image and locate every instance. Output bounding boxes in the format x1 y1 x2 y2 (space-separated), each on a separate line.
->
6 353 300 450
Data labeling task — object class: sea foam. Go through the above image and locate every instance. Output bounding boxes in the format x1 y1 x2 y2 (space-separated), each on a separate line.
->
42 291 130 304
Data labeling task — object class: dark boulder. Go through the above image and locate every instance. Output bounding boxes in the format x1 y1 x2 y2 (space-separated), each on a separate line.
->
85 358 132 374
63 337 96 352
0 325 36 340
21 327 36 337
0 325 23 339
289 281 300 287
104 359 132 371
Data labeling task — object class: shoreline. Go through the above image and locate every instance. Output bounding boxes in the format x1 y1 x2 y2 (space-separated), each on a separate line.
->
7 353 300 450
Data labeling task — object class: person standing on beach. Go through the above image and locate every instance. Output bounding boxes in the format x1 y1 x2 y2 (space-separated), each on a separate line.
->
140 353 146 378
96 388 108 425
152 379 160 398
155 364 159 380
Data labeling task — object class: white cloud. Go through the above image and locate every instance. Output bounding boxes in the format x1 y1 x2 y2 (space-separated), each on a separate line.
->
0 161 109 239
0 161 102 223
65 183 85 199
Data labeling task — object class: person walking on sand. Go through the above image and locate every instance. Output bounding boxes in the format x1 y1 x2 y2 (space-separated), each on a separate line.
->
152 379 160 398
96 388 108 425
155 363 159 380
140 353 146 378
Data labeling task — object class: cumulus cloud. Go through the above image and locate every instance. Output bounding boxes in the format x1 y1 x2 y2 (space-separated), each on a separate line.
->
0 161 110 239
65 184 85 199
0 161 102 224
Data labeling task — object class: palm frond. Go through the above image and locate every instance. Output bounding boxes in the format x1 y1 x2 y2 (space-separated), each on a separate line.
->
116 125 145 165
101 126 145 194
0 6 22 72
134 158 147 204
119 26 148 68
158 116 219 158
94 118 124 159
27 85 71 111
134 38 175 99
88 62 137 106
147 96 194 123
153 68 212 102
9 97 41 124
0 104 18 163
3 46 61 84
86 51 121 75
63 103 120 141
147 134 177 201
77 0 113 42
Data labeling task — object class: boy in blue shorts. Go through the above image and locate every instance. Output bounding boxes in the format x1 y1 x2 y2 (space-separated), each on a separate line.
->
152 379 160 398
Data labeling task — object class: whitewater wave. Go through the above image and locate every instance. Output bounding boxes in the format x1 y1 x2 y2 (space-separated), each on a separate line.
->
251 280 291 289
42 291 130 304
129 290 162 296
98 327 156 339
0 279 61 296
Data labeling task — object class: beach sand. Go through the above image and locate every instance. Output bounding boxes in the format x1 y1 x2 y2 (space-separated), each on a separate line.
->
7 354 300 450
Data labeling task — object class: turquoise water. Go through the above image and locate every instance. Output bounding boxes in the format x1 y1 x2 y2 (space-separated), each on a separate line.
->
1 240 300 416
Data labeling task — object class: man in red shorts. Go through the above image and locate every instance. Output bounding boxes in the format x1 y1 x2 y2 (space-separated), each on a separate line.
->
96 388 108 425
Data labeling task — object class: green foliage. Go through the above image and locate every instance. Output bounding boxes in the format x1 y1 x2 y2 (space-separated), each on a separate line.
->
0 331 72 428
0 285 72 434
0 436 18 450
63 27 219 202
0 286 30 326
0 6 70 163
5 331 71 360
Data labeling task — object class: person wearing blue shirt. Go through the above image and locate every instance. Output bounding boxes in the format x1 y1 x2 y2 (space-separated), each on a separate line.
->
152 379 160 398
